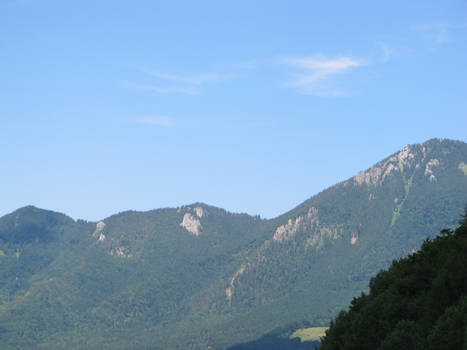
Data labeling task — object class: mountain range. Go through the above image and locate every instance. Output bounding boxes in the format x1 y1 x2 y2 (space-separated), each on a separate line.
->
0 138 466 349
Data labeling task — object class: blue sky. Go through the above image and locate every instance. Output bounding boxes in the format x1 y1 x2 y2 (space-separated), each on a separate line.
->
1 0 466 220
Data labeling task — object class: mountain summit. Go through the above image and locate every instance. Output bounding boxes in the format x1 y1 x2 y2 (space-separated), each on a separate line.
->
0 138 466 349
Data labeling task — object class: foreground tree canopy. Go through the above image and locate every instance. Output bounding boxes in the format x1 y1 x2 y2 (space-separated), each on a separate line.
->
321 210 467 350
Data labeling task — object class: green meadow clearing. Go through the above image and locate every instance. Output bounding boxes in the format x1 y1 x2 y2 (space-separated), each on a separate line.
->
290 327 328 342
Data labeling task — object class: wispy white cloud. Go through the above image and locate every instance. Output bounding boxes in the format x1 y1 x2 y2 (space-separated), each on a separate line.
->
413 22 467 45
135 116 172 127
121 67 232 95
282 55 364 96
119 80 198 95
120 67 231 95
377 42 398 62
140 68 230 85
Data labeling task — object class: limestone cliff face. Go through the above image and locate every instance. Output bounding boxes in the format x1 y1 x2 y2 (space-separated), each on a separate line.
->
273 207 319 242
348 139 453 187
272 206 342 246
351 144 421 186
179 205 205 235
180 213 201 236
92 221 106 239
425 158 440 182
91 220 132 258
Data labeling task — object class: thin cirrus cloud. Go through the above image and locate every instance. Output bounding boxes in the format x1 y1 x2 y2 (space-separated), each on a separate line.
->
377 42 398 62
140 68 231 85
282 55 364 96
119 68 232 95
119 79 198 95
134 116 172 127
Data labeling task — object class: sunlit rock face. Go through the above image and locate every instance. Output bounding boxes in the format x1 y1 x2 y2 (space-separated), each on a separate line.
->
180 213 202 236
180 205 205 235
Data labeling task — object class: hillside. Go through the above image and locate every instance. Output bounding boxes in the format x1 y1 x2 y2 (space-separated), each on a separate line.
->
320 212 467 349
0 138 466 349
208 138 467 347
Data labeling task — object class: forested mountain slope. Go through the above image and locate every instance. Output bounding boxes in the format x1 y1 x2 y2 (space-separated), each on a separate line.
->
0 138 465 349
211 138 467 346
321 212 467 350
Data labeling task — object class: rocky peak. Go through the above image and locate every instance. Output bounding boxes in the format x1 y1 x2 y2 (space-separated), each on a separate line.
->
92 221 106 239
352 144 423 186
179 205 205 235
